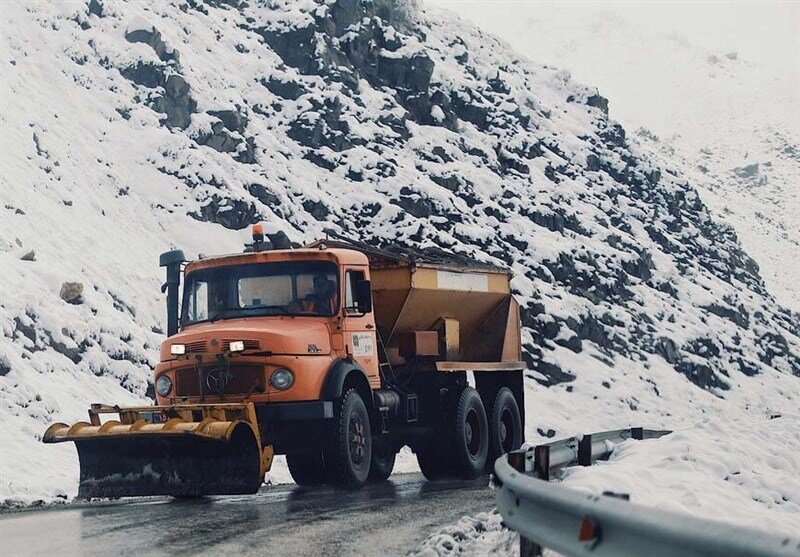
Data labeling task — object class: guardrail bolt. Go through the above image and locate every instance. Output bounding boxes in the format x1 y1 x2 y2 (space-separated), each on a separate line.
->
602 491 630 501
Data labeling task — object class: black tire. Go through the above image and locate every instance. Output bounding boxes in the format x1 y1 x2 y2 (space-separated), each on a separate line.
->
487 387 523 467
287 451 328 487
450 386 489 478
416 446 451 480
368 443 396 482
325 388 372 489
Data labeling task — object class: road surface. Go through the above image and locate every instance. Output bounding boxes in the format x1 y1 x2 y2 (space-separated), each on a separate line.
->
0 473 495 556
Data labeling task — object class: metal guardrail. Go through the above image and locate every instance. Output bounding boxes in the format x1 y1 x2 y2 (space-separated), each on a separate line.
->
494 428 800 557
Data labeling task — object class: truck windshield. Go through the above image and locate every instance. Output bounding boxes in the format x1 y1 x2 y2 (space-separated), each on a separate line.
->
181 260 339 324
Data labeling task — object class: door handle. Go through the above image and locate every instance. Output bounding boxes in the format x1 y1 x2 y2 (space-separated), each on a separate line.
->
365 324 374 329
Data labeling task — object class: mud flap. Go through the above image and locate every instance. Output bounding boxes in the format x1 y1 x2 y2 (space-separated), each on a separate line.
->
73 422 262 499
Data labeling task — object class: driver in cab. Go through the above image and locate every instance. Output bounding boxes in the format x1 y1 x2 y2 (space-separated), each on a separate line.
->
299 274 338 316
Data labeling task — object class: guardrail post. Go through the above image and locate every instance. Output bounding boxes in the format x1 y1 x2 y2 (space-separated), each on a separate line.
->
631 427 643 440
533 445 549 480
578 434 592 466
508 453 543 557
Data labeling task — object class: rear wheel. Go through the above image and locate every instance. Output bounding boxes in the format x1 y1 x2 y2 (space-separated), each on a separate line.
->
368 442 396 482
287 451 328 487
487 387 522 467
450 387 489 478
418 385 489 481
325 388 372 488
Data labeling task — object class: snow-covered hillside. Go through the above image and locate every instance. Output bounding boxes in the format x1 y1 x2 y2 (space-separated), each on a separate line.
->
431 1 800 311
1 0 798 513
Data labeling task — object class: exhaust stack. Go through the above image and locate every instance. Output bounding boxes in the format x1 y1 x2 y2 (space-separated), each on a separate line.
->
159 249 185 337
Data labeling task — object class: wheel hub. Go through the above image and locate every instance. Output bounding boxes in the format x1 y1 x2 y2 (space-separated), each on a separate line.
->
349 415 366 464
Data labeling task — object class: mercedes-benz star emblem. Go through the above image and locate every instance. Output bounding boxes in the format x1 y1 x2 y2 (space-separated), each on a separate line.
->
205 367 231 393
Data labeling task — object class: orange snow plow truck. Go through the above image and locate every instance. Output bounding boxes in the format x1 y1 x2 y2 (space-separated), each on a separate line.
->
44 228 525 498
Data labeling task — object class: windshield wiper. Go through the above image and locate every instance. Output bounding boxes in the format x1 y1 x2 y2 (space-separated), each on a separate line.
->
208 307 238 323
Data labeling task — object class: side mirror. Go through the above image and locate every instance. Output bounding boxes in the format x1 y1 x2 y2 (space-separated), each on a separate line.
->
355 279 372 314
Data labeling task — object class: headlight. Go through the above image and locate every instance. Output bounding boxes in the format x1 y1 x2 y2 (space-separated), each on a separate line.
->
155 375 172 397
270 368 294 390
229 340 245 352
170 344 186 355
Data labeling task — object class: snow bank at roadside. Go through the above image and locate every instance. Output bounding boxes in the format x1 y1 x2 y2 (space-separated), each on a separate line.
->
413 414 799 555
561 413 800 538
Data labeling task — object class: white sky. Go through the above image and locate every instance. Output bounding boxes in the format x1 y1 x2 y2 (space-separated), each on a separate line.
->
423 1 800 136
425 1 800 73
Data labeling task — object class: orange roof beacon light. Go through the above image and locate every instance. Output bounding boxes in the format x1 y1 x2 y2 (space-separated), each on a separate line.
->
252 223 264 242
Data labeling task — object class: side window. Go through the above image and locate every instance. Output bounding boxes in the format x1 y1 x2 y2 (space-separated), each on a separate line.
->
344 270 367 314
188 280 209 322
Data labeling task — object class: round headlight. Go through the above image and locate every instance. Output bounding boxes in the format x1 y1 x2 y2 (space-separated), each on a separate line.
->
155 375 172 397
270 368 294 390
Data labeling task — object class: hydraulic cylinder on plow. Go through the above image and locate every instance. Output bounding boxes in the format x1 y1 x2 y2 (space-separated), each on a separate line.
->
43 402 273 499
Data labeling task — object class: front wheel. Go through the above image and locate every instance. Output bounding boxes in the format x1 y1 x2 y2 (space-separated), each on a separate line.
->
325 388 372 489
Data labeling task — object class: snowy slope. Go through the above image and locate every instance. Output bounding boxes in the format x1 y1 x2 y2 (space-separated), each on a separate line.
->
1 0 798 511
428 1 800 311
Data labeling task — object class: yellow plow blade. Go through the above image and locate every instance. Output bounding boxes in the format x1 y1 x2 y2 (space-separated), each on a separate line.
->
44 403 272 499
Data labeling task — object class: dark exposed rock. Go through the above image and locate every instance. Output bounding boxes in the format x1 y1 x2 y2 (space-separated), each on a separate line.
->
586 93 609 115
247 183 280 208
209 109 247 133
303 199 330 221
189 195 259 229
87 0 103 17
288 97 353 152
705 302 750 329
655 336 679 364
392 188 438 219
263 77 305 100
59 282 84 305
20 250 35 261
151 74 196 128
125 25 179 65
377 52 434 93
256 24 317 74
676 360 729 392
120 62 163 88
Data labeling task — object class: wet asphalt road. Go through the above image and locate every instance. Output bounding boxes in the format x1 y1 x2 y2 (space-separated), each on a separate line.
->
0 473 495 556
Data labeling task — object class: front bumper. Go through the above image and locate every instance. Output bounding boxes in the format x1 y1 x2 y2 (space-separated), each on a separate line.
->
257 400 333 421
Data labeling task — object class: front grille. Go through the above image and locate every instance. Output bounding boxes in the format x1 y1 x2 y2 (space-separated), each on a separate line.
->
222 339 260 351
174 364 265 397
184 340 207 353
